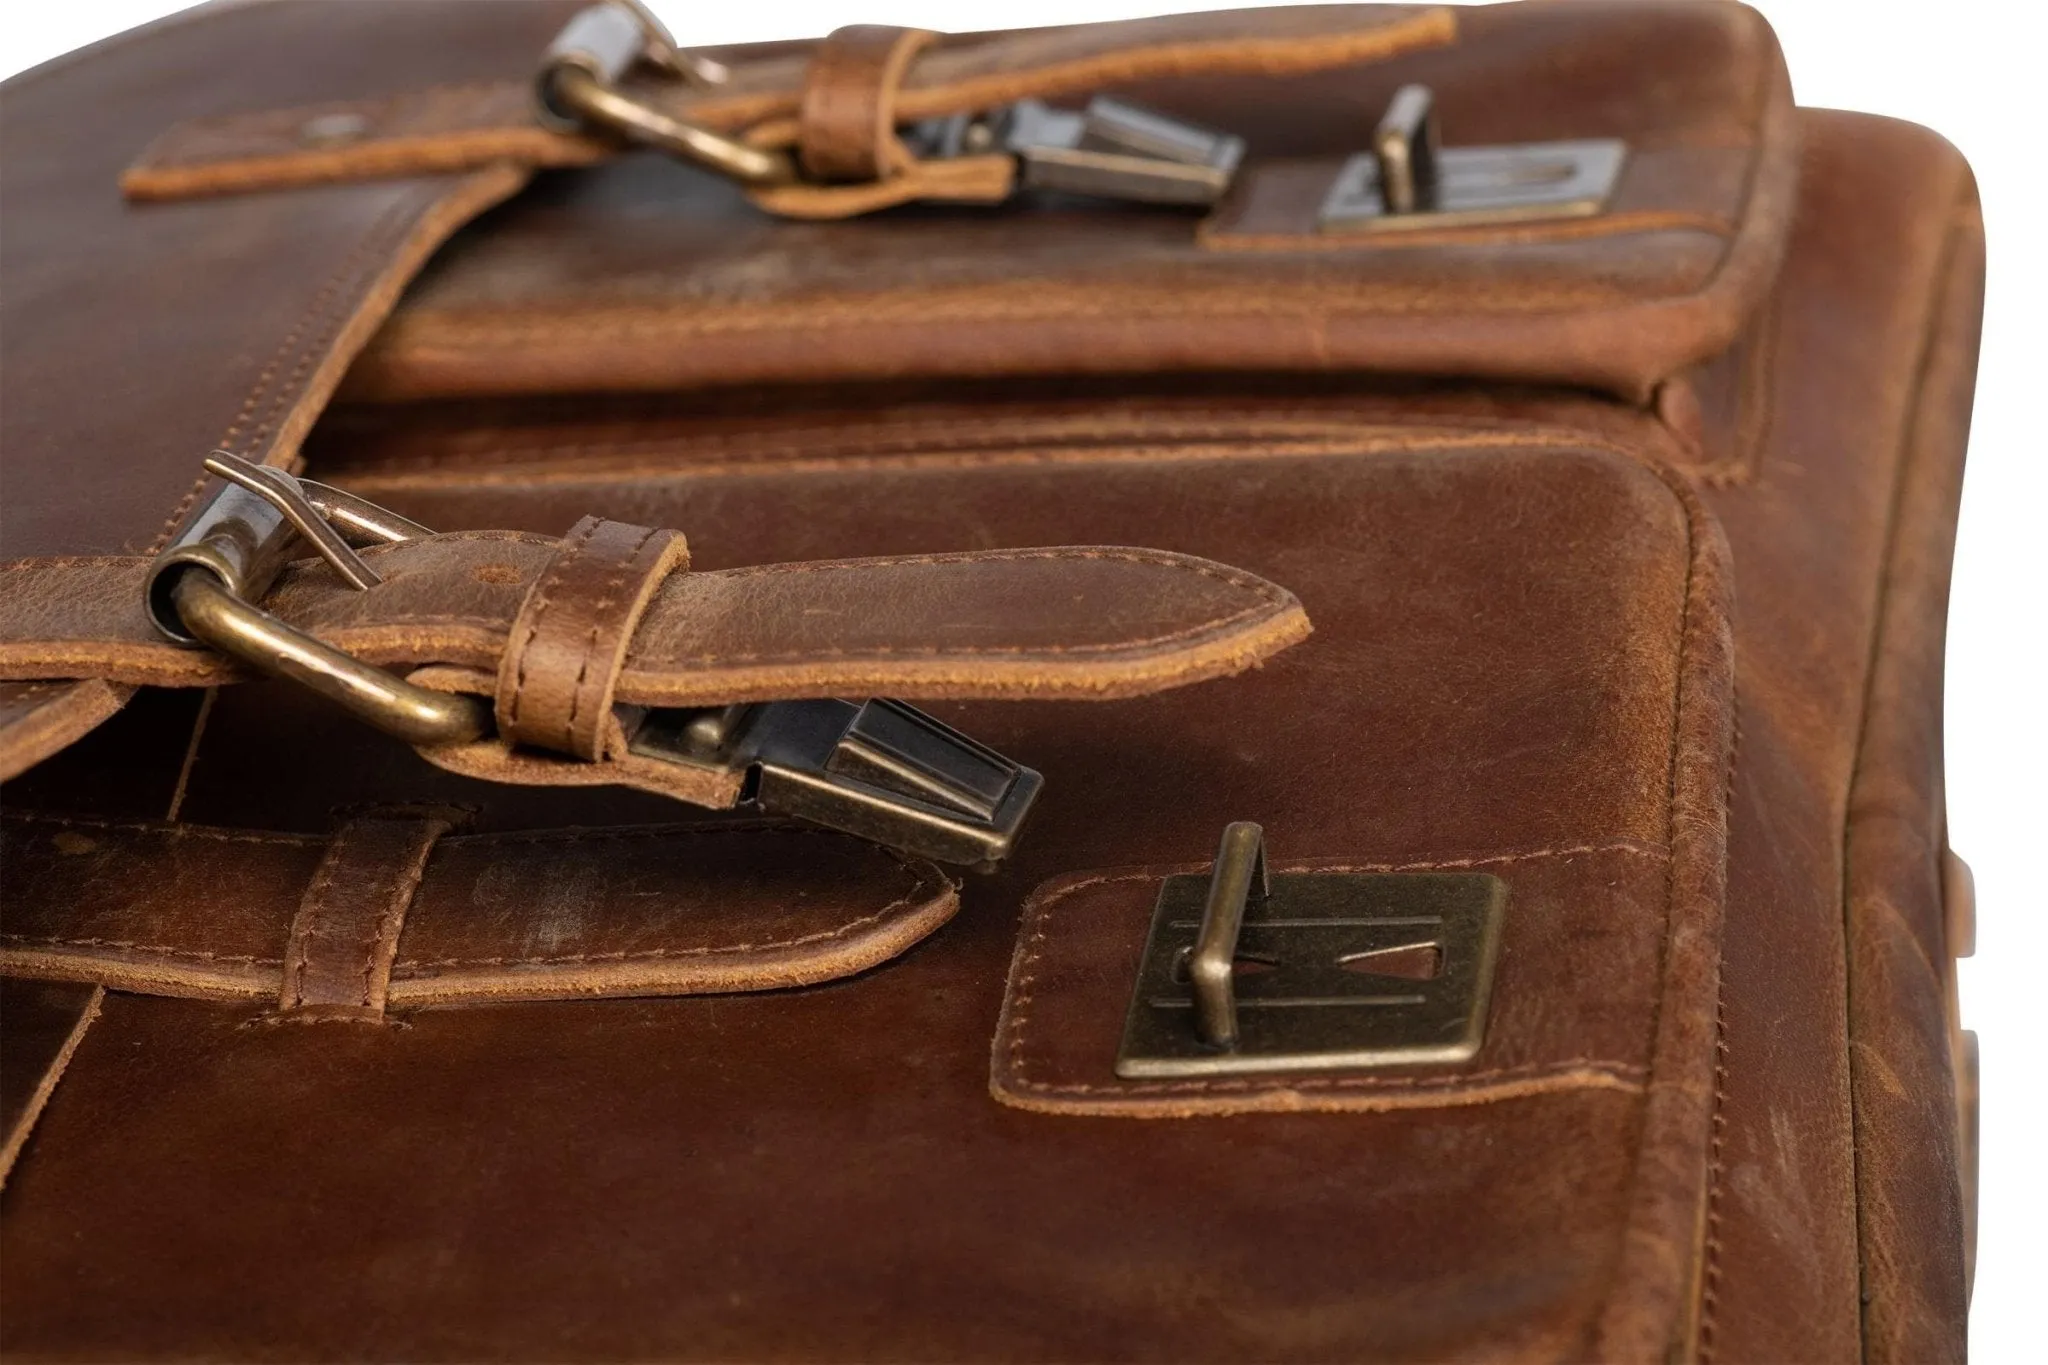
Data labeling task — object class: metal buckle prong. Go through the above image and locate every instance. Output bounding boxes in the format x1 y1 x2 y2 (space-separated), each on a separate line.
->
1186 821 1269 1048
536 3 793 187
148 454 490 746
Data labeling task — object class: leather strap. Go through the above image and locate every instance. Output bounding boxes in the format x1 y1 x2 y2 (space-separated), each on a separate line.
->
120 6 1461 204
495 517 688 760
798 25 937 183
2 812 957 1009
276 809 463 1022
0 539 1311 709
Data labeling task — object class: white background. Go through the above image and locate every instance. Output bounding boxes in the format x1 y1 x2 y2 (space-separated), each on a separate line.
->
4 1 2041 1356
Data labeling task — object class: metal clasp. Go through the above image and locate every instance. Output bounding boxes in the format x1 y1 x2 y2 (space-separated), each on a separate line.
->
1116 823 1507 1077
909 96 1245 207
536 2 795 187
1319 84 1627 232
631 698 1042 868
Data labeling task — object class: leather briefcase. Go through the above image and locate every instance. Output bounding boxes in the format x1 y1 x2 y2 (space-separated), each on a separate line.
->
0 3 1983 1360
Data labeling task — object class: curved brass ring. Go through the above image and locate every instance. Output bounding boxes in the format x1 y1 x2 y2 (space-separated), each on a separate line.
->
169 570 490 748
545 65 794 186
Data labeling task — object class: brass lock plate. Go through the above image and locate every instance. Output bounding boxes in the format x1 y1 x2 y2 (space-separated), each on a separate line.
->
1116 837 1507 1078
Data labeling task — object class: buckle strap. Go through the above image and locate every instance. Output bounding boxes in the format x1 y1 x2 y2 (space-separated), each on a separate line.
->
495 516 687 762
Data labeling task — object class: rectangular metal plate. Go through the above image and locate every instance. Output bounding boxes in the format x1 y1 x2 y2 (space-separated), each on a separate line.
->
1318 138 1627 233
1115 871 1507 1078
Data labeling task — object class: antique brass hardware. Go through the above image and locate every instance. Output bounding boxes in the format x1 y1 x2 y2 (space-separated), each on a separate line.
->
148 455 1041 866
536 3 795 187
910 96 1245 207
1116 823 1507 1077
1318 83 1627 232
631 698 1042 868
146 453 491 747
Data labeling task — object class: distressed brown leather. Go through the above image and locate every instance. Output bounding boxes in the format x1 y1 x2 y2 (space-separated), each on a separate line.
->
119 6 1459 200
492 517 689 759
0 538 1311 704
274 807 463 1019
0 2 1983 1363
798 25 937 182
1 810 960 1007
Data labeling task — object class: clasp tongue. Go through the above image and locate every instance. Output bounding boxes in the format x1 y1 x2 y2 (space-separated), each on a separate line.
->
629 699 1042 868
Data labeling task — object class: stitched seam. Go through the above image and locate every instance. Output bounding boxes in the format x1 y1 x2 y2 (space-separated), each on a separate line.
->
562 525 662 751
0 934 282 966
324 413 1532 469
145 185 430 555
502 516 599 738
397 850 934 971
282 823 360 1010
1015 1060 1650 1097
358 827 441 1007
633 606 1279 667
1810 191 1976 1365
1 810 315 846
698 545 1281 595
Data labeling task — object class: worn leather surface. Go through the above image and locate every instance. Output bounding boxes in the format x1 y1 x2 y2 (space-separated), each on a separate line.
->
0 978 102 1187
346 1 1795 406
1 811 959 1008
0 4 1982 1363
0 538 1309 705
274 808 464 1019
0 0 584 777
121 6 1457 200
492 517 690 759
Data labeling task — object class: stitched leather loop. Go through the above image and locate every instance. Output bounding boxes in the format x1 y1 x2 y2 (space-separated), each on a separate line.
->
494 516 688 760
276 808 464 1020
798 25 937 183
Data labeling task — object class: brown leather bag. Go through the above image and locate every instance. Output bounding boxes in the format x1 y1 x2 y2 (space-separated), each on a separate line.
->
0 3 1981 1360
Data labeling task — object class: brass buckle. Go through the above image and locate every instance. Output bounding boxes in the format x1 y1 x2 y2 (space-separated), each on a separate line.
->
146 453 491 746
535 2 795 187
1116 823 1507 1077
148 455 1042 866
1318 84 1627 232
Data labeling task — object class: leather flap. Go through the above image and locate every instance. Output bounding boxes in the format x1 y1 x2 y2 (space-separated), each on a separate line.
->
338 1 1795 407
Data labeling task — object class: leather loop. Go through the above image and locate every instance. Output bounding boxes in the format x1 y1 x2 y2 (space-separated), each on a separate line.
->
798 25 938 183
276 808 464 1021
494 516 688 761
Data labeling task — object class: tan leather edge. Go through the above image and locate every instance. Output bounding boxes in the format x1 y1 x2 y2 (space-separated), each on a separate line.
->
119 7 1456 202
124 124 605 201
746 153 1015 220
0 544 1314 706
615 601 1313 706
1586 469 1735 1360
0 680 132 781
406 665 748 812
387 881 959 1006
0 982 105 1190
0 816 960 1008
1831 174 1984 1364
